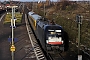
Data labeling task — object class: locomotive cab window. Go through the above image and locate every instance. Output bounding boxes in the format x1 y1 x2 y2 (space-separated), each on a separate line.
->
47 30 62 38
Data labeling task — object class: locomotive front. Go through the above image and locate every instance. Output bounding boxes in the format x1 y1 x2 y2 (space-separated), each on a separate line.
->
44 25 65 51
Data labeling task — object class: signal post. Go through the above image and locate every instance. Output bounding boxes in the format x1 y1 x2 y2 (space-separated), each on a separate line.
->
76 14 83 60
7 5 18 60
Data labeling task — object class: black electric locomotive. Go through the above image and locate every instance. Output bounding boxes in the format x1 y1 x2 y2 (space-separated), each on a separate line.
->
28 11 69 52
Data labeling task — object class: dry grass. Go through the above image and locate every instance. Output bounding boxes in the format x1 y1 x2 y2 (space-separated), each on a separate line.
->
4 12 22 24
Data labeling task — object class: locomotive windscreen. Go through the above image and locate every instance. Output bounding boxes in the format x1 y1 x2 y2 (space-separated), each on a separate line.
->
48 30 62 37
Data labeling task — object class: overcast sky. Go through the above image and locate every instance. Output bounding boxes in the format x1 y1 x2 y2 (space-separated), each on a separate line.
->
1 0 90 2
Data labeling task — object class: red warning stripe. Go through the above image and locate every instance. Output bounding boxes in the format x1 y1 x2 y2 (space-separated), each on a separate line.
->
48 42 63 45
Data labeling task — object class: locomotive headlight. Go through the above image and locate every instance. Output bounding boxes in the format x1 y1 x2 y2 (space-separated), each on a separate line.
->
48 37 52 39
62 41 64 44
46 40 49 43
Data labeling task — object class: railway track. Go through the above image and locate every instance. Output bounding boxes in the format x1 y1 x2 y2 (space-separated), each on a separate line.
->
0 10 6 17
70 41 90 60
47 51 65 60
0 10 6 23
0 14 5 22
